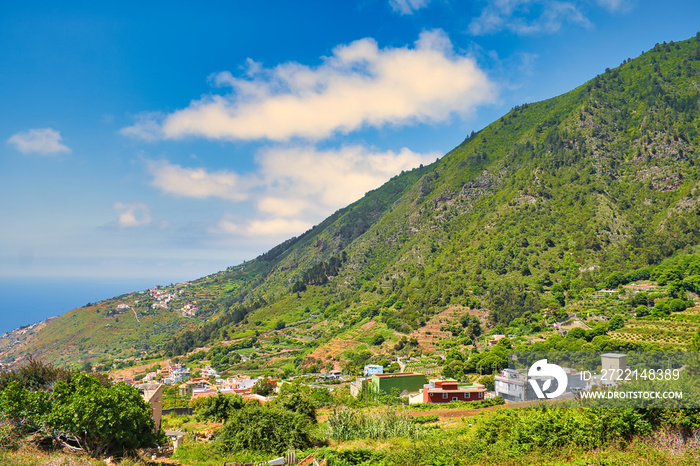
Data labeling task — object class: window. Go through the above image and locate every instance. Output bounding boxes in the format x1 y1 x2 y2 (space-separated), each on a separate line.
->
442 393 448 399
479 392 483 398
452 397 459 401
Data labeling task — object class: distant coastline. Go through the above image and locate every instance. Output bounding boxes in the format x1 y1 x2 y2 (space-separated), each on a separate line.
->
0 277 170 335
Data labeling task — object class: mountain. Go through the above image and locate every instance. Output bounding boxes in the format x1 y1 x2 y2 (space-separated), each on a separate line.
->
3 34 700 372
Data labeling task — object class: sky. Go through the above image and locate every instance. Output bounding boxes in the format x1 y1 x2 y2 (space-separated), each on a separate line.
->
1 0 699 293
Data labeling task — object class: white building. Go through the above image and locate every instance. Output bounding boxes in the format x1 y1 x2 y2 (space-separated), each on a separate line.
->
363 364 384 376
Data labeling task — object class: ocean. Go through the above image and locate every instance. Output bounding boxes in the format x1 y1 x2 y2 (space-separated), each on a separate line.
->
0 277 165 335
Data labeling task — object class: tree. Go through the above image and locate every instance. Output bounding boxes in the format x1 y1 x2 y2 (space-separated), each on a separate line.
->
460 314 483 339
0 381 51 434
691 329 700 352
252 377 275 397
46 373 162 457
0 358 75 392
486 281 540 325
275 392 317 423
369 333 385 346
608 315 625 331
635 305 650 318
566 327 587 339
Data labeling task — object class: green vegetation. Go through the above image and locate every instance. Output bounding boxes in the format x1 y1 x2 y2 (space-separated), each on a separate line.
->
12 33 700 377
217 403 316 454
0 363 163 458
327 407 419 441
3 32 700 465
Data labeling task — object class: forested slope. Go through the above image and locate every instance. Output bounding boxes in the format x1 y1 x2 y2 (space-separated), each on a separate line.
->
6 34 700 370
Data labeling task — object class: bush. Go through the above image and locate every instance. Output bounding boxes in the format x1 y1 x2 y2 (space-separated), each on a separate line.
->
47 373 163 457
635 305 651 317
217 404 314 454
369 334 385 346
0 373 163 458
413 414 439 424
194 393 244 422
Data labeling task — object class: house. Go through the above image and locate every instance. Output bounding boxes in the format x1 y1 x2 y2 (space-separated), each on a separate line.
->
350 376 372 397
363 364 384 376
601 353 627 383
494 368 530 402
317 370 344 382
135 383 164 431
242 393 271 404
178 382 193 398
487 334 506 347
418 380 486 404
495 366 588 402
163 374 183 385
371 373 426 394
191 388 218 399
218 376 256 394
178 377 214 396
200 366 219 379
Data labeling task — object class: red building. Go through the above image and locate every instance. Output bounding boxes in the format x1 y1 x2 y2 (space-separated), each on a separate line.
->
422 380 486 403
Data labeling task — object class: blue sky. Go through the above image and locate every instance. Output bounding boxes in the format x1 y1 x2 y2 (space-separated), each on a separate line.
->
2 0 699 286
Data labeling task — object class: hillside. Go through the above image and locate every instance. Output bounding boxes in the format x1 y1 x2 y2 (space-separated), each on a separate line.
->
4 34 700 372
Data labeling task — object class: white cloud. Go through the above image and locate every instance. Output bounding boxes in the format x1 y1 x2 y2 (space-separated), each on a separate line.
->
209 214 313 238
119 112 165 141
389 0 431 15
468 0 591 36
122 30 496 142
255 145 439 213
209 214 240 235
113 202 152 227
257 197 312 218
7 128 71 155
595 0 631 12
247 218 313 236
146 160 251 201
150 145 438 238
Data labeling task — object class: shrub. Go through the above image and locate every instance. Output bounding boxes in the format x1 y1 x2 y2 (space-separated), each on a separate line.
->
194 393 244 422
0 373 162 458
217 404 314 454
47 373 163 457
413 414 439 424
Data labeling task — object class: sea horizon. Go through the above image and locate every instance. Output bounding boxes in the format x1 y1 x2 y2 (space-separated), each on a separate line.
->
0 276 183 335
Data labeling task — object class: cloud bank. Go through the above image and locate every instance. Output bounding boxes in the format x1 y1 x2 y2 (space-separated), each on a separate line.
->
149 145 439 237
469 0 592 35
113 202 152 227
389 0 431 15
8 128 71 155
122 30 496 142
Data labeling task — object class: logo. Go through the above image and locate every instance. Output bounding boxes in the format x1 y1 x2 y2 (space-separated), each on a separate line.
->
528 359 568 399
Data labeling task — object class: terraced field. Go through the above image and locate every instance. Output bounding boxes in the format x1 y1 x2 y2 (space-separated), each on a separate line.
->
608 307 700 349
403 362 442 376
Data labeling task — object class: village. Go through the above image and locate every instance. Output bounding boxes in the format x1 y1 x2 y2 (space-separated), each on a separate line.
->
117 360 501 434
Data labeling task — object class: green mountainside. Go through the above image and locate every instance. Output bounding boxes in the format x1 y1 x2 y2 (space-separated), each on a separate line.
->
3 35 700 372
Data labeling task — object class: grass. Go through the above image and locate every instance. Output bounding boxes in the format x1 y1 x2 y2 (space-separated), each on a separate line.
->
0 444 148 465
